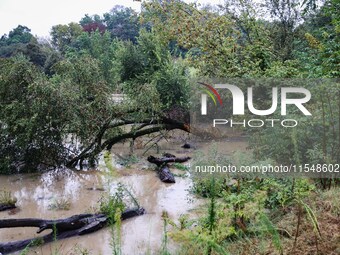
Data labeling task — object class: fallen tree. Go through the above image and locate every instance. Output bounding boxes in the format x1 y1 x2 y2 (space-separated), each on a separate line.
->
147 155 191 166
1 33 194 174
0 207 145 255
65 106 191 170
0 203 16 212
147 154 191 183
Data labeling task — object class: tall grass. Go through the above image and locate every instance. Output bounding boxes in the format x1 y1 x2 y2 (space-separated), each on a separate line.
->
0 190 17 205
160 211 171 255
110 208 122 255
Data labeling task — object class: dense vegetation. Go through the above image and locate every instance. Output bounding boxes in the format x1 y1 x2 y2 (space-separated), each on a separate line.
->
0 0 339 254
0 5 190 173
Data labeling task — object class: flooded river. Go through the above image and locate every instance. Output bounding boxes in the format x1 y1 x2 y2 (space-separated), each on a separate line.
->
0 133 247 255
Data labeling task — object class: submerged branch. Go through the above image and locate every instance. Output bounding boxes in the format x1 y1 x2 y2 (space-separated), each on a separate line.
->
147 154 191 183
0 208 145 255
65 110 190 169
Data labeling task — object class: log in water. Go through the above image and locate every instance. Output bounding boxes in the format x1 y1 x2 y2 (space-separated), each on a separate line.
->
147 154 191 183
0 207 145 255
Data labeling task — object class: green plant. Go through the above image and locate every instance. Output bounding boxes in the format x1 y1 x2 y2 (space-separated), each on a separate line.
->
117 154 139 166
177 214 191 230
99 194 125 224
160 211 171 255
191 146 232 197
258 213 283 254
292 199 322 254
319 187 340 217
48 198 71 211
73 245 92 255
99 183 139 222
110 208 122 255
19 238 44 255
173 162 189 171
99 183 141 255
104 150 116 174
51 223 60 255
99 185 129 255
0 190 17 205
206 178 217 255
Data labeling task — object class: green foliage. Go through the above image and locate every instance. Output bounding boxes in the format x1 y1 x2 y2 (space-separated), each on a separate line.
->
263 179 314 209
100 185 139 255
173 163 189 171
78 5 140 43
319 187 340 217
99 183 139 223
99 189 125 225
0 190 17 205
1 22 192 173
153 60 190 108
0 26 58 72
66 31 118 85
116 154 139 167
1 2 338 254
0 25 33 46
0 57 69 173
170 177 233 254
72 245 92 255
19 238 44 255
191 147 232 197
50 22 83 53
141 0 279 77
161 211 171 255
187 145 320 254
104 150 116 174
52 55 113 144
103 5 140 43
110 208 122 255
116 30 190 113
299 200 321 238
249 80 339 166
48 197 71 211
191 176 226 198
0 50 115 173
114 40 145 82
258 213 283 254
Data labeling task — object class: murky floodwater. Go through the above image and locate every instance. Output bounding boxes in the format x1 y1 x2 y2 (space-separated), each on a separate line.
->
0 132 247 255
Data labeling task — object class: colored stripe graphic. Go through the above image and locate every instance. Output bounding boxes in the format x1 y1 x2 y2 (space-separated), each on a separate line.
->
198 82 223 105
202 88 217 105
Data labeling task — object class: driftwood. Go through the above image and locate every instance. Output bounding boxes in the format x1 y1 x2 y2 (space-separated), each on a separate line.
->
147 155 191 167
147 155 191 183
0 207 145 255
0 204 16 212
181 143 192 149
158 165 176 183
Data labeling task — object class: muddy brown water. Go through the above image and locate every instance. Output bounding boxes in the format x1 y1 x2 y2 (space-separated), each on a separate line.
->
0 133 247 255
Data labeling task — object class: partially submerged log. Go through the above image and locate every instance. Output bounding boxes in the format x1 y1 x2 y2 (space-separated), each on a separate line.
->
0 207 145 255
158 165 176 183
181 143 191 149
147 155 191 183
147 155 191 167
0 203 16 212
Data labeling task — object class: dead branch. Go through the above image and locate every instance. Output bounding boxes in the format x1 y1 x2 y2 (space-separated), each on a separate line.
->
0 208 145 255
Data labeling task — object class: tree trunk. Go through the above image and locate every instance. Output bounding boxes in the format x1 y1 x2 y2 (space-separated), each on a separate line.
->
158 164 176 183
0 204 16 212
147 155 191 167
0 208 145 255
147 155 191 183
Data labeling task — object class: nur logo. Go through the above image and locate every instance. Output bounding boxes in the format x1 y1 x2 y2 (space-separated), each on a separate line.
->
198 81 223 108
199 82 312 116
